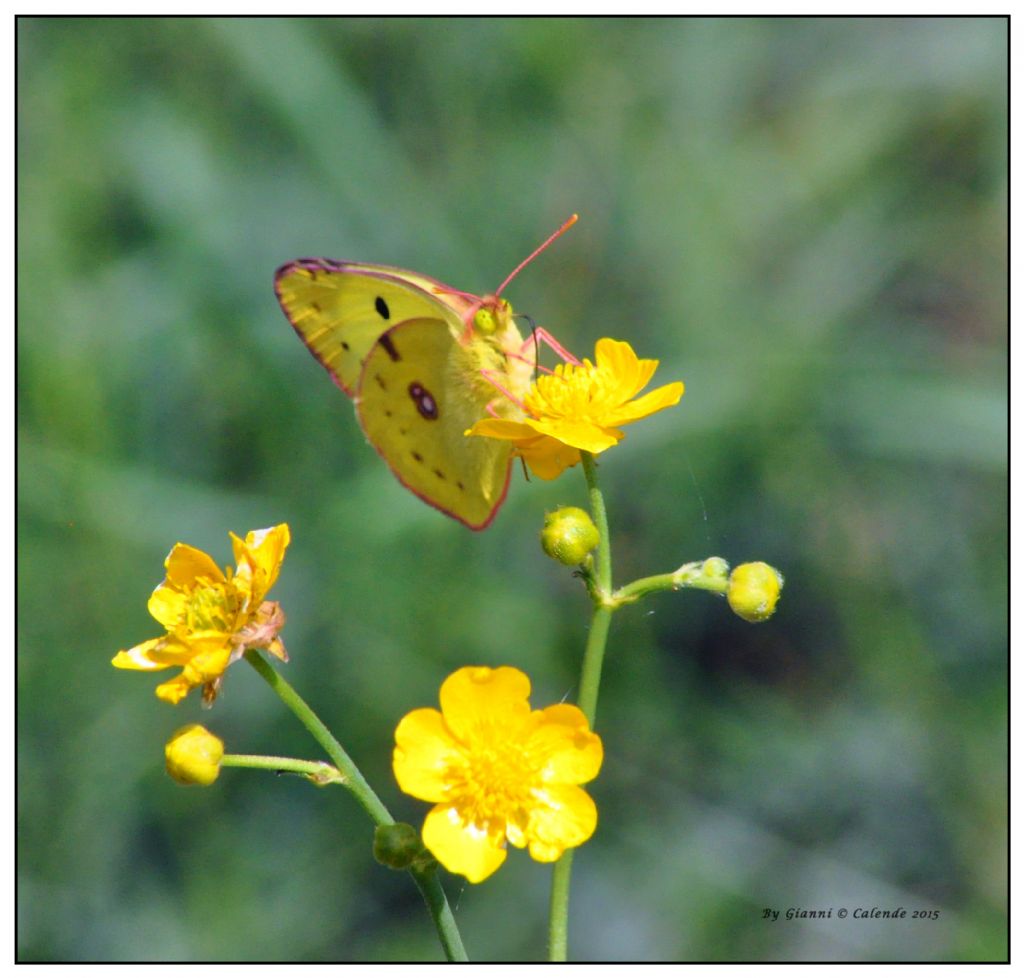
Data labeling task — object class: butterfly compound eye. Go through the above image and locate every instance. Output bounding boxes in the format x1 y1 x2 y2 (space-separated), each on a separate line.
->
473 307 499 336
473 299 513 336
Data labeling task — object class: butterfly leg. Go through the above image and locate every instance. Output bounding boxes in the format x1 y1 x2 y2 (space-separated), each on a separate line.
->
518 328 581 365
480 369 527 411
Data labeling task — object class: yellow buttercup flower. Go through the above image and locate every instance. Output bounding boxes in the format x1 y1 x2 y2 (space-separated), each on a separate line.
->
112 524 290 705
467 338 683 479
393 666 603 883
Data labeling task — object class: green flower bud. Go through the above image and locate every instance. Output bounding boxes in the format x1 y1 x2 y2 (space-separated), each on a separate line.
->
541 507 600 566
165 724 224 786
727 562 784 623
373 823 425 870
701 557 730 585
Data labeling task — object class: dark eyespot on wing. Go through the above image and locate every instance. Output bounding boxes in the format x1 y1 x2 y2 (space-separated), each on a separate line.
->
408 382 439 421
433 468 446 480
375 296 390 320
374 374 387 391
341 340 350 351
412 451 424 463
379 334 400 361
456 480 465 491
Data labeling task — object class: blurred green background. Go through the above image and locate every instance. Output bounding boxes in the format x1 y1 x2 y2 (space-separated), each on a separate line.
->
18 16 1007 962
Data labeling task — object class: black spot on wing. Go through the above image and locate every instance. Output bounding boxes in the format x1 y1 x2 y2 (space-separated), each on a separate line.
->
375 296 390 320
379 334 400 362
412 451 424 463
408 382 439 420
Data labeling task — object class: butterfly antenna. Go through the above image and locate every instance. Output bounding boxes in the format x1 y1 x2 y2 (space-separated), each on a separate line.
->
494 214 578 298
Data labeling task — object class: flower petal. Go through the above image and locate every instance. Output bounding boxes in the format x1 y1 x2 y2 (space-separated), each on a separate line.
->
147 583 188 631
528 417 622 454
394 708 464 803
231 524 290 604
528 704 604 785
526 784 598 861
515 434 582 481
188 640 233 682
604 381 684 426
163 543 225 589
595 337 653 399
439 666 532 745
155 673 196 705
422 805 507 883
465 418 541 442
467 420 581 479
111 636 169 671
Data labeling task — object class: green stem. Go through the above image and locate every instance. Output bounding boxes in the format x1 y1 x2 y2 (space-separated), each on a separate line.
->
243 649 389 822
243 649 468 962
221 753 344 785
549 451 614 962
614 559 730 605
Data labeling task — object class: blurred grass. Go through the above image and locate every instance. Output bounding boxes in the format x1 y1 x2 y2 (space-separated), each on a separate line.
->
18 17 1006 962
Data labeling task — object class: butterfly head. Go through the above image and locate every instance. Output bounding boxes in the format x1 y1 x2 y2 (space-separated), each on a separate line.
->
472 296 514 337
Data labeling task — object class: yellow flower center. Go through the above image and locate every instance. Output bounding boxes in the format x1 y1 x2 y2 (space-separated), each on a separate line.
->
183 578 239 634
447 737 539 831
525 360 617 422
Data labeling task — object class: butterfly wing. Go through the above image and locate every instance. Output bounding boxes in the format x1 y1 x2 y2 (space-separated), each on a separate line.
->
274 260 472 395
357 318 513 530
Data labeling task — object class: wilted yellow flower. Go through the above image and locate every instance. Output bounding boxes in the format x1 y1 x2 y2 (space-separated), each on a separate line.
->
112 524 290 705
165 724 224 786
467 338 683 479
393 666 603 883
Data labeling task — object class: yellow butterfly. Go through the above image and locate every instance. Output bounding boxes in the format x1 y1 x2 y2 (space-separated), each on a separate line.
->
275 216 577 529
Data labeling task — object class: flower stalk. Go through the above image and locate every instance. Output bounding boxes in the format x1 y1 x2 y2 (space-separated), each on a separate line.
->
549 451 613 961
243 650 468 962
219 753 346 786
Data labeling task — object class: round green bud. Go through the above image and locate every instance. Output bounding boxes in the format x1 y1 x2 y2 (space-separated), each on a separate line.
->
701 557 730 584
727 562 784 623
541 507 600 566
373 823 424 870
165 724 224 786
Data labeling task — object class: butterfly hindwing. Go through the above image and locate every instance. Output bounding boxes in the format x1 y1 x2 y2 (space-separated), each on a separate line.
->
357 318 513 530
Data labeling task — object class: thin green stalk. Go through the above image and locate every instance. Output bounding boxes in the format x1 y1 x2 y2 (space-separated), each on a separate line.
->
243 649 468 962
243 649 389 822
614 560 729 605
221 753 344 784
576 452 613 727
549 451 614 962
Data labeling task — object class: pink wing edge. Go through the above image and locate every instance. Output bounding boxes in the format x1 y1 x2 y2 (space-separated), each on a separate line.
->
370 444 512 531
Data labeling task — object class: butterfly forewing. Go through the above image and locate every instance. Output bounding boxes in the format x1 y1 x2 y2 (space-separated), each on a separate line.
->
274 260 466 396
